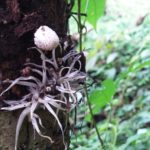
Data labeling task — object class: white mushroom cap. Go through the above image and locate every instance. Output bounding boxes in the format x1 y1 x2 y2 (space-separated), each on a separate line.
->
34 25 59 51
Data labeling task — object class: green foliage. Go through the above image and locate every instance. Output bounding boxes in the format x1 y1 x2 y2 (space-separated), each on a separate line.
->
70 1 150 150
90 79 116 107
85 79 116 121
73 0 106 29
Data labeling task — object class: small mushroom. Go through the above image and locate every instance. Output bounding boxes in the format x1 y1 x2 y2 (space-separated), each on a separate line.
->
34 25 59 51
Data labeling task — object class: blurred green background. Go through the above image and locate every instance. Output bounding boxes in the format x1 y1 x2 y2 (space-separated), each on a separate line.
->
69 0 150 150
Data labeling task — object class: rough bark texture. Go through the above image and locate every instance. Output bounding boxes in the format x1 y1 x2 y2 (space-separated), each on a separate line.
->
0 0 70 149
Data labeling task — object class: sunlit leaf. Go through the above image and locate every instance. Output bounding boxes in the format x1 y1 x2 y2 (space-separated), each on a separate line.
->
89 79 116 108
73 0 106 29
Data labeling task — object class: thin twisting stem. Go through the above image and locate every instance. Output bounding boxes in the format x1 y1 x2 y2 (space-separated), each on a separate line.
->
52 49 58 70
77 2 105 147
77 1 105 148
84 84 106 150
78 0 82 52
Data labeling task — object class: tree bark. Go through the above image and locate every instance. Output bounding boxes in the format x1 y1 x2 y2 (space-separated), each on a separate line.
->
0 0 70 149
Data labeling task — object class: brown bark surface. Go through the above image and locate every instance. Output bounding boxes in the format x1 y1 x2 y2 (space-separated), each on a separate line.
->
0 0 70 149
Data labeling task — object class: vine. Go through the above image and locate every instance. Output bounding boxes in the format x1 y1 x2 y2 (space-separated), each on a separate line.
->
76 0 105 149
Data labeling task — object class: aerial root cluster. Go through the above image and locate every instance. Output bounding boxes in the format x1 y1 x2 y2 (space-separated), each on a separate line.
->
0 46 86 150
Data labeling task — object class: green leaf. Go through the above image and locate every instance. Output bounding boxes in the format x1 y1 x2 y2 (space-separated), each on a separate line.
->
89 79 116 108
84 113 92 122
73 0 106 29
85 0 106 28
84 105 100 122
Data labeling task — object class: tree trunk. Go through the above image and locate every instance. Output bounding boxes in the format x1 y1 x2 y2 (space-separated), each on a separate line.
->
0 0 70 149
